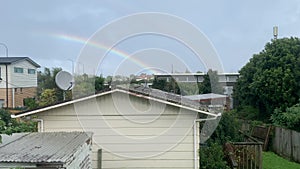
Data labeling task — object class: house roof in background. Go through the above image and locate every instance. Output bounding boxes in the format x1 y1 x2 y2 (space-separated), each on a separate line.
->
184 93 228 101
154 72 240 76
0 57 40 67
0 132 92 164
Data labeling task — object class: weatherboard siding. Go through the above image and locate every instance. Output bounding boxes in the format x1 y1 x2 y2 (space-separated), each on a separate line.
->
9 60 38 88
36 92 198 169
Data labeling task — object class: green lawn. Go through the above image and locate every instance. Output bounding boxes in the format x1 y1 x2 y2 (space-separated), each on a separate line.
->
263 152 300 169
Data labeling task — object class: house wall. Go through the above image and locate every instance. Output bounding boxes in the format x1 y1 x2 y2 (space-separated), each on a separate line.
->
0 87 37 108
9 60 38 88
35 92 199 169
0 64 8 88
0 60 38 108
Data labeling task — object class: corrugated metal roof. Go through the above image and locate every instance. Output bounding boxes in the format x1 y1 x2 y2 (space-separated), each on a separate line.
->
0 57 40 67
0 132 92 164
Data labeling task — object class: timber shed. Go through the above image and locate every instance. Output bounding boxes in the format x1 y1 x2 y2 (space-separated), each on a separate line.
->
11 87 221 169
0 132 92 169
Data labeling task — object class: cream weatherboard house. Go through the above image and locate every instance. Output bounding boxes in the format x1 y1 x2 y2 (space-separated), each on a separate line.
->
12 87 221 169
0 57 40 108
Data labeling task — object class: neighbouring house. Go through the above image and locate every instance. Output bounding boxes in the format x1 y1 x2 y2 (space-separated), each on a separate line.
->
0 57 40 108
0 132 92 169
154 72 239 87
154 72 239 104
12 86 220 169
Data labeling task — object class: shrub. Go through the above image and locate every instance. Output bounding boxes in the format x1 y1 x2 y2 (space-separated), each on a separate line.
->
0 109 37 143
200 143 230 169
271 102 300 131
210 111 243 145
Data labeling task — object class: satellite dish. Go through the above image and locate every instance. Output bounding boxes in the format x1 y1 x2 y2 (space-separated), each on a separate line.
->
55 71 74 90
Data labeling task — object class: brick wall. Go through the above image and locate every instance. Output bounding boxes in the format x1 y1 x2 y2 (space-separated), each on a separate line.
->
0 87 37 108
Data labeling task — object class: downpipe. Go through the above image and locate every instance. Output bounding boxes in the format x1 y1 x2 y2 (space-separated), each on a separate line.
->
194 114 221 169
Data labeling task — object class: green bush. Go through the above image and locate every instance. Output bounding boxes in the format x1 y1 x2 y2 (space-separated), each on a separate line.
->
23 97 38 110
0 109 37 143
200 143 230 169
271 102 300 131
210 111 243 145
236 106 260 121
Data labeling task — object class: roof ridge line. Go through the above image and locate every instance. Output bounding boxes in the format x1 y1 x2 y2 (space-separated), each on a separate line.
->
0 133 30 148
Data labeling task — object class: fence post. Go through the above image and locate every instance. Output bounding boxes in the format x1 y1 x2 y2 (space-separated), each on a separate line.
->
98 149 102 169
290 129 293 161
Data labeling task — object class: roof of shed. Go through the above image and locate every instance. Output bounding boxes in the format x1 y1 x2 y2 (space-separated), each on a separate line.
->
12 86 220 118
0 57 40 67
0 132 92 164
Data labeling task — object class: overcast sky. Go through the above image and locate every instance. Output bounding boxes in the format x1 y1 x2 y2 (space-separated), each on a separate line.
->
0 0 300 76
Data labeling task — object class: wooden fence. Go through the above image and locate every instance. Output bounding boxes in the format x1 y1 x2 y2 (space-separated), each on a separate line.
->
272 126 300 163
225 142 263 169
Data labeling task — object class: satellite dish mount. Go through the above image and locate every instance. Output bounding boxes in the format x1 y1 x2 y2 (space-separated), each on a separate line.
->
55 71 75 100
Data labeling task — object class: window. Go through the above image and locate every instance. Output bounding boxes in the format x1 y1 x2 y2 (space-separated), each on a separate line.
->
14 67 24 73
28 69 36 74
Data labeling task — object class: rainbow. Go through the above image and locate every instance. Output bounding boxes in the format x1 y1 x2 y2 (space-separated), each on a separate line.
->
49 32 161 74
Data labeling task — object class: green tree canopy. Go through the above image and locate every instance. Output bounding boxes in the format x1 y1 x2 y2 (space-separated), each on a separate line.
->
234 37 300 121
152 77 180 94
199 69 223 94
39 89 57 107
38 67 64 101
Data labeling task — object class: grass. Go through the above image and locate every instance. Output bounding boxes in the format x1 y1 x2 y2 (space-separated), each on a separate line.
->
263 151 300 169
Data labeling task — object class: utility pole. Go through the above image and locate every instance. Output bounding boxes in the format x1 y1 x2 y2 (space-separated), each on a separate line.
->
0 43 9 109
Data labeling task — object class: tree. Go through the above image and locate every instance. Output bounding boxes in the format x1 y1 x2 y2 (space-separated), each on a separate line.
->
95 75 105 92
72 74 95 98
234 37 300 121
199 69 223 94
152 77 167 91
152 77 180 94
38 67 65 101
39 89 57 107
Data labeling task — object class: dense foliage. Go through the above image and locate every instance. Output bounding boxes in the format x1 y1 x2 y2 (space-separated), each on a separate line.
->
209 111 243 145
234 37 300 121
200 143 230 169
0 109 37 143
271 101 300 131
38 67 65 101
26 67 107 108
200 111 242 168
151 77 181 94
198 69 223 94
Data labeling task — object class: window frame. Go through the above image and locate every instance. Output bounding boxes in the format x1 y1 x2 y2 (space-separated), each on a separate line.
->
28 68 36 74
14 67 24 73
